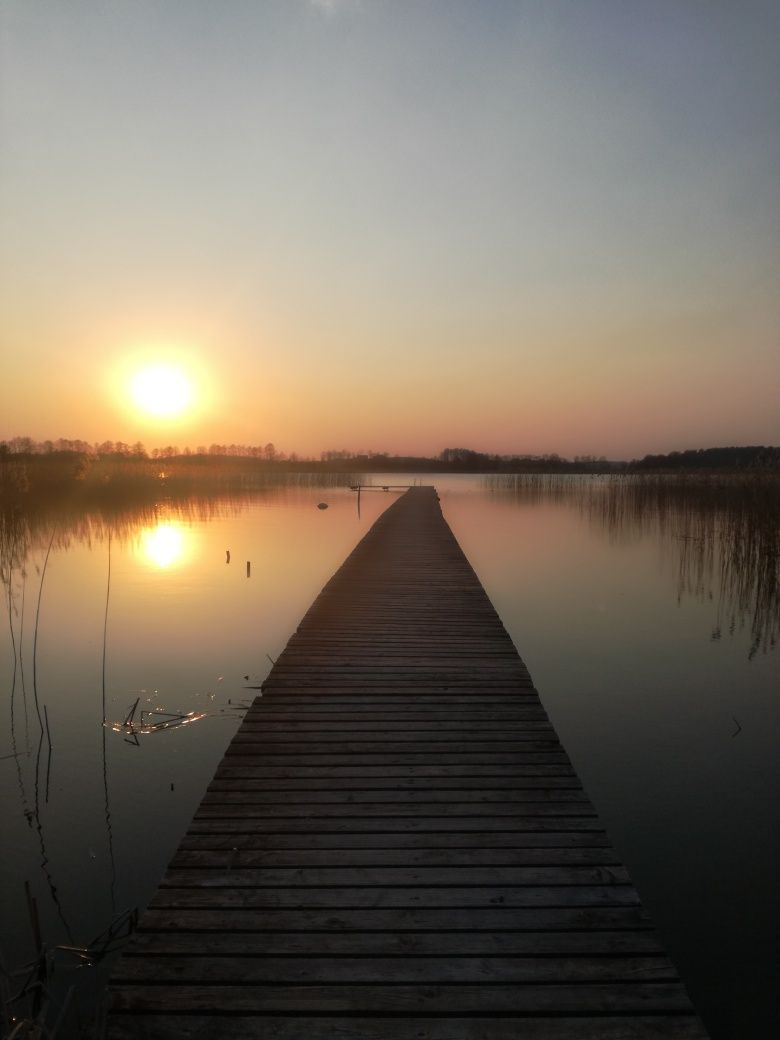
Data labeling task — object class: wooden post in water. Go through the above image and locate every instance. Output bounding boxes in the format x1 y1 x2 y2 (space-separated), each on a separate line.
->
107 487 709 1039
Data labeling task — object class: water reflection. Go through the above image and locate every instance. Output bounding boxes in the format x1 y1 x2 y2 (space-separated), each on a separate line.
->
484 473 779 656
1 471 777 1037
0 473 369 1037
0 470 364 576
138 522 188 569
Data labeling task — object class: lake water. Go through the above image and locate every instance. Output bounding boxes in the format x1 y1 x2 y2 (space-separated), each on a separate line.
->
1 473 777 1038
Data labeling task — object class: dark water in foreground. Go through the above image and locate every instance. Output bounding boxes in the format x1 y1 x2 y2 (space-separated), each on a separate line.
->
1 473 778 1038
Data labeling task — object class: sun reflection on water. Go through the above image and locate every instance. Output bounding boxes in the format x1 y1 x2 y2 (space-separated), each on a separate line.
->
139 522 189 569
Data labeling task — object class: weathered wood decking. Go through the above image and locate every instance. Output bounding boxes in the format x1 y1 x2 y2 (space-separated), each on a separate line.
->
108 487 708 1039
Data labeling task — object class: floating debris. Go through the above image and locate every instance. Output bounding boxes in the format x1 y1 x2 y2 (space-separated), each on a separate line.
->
317 502 328 510
106 698 207 746
0 885 134 1038
57 907 138 966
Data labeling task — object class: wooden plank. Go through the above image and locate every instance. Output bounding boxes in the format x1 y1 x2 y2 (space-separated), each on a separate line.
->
193 801 595 817
170 848 622 868
110 981 695 1014
207 775 583 789
260 683 540 691
185 817 607 833
178 831 614 850
107 486 707 1039
212 763 579 778
220 752 572 764
228 734 561 747
146 886 640 910
235 721 556 733
120 929 668 957
249 693 544 703
131 905 655 931
158 864 629 885
113 954 678 984
107 1016 709 1040
201 788 589 803
240 712 553 723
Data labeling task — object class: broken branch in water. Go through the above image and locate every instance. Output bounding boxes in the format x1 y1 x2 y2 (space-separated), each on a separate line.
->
107 704 208 744
56 907 138 966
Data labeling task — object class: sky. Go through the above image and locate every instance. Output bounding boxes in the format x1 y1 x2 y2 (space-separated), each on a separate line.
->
1 0 778 460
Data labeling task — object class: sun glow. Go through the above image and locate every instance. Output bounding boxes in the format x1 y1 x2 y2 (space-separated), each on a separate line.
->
130 364 193 418
140 523 188 569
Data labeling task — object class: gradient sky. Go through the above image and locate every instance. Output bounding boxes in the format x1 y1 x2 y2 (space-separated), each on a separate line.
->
1 0 778 459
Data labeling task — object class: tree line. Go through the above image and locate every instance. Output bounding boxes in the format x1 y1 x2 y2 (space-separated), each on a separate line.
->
2 438 777 473
632 446 780 471
0 437 288 461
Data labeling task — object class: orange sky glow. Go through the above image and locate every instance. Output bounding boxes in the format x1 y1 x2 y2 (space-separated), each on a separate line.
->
1 2 778 460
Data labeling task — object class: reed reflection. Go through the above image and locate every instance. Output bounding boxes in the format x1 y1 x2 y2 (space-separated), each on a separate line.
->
485 473 780 656
0 469 364 579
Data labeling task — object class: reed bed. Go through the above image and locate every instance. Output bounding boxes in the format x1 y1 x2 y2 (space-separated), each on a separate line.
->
485 472 780 657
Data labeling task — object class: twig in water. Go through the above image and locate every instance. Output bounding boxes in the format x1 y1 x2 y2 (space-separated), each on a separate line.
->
57 906 138 965
24 882 42 958
123 697 140 727
43 705 52 751
266 653 276 666
20 573 30 752
102 531 112 725
32 527 57 736
731 715 742 738
4 551 18 692
43 706 53 804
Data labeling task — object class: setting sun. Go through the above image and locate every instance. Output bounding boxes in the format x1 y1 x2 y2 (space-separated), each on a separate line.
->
130 364 193 418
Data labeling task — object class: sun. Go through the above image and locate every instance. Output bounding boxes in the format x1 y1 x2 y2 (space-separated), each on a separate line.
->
130 364 193 418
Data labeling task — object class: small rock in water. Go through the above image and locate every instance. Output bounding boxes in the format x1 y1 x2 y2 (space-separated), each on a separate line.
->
317 502 328 510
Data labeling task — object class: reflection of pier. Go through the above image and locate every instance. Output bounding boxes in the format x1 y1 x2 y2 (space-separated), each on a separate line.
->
107 487 708 1037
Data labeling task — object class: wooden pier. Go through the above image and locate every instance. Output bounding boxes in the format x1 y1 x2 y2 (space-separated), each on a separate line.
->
108 487 708 1038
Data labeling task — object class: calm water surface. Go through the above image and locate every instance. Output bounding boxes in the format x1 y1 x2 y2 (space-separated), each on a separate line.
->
1 474 777 1038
